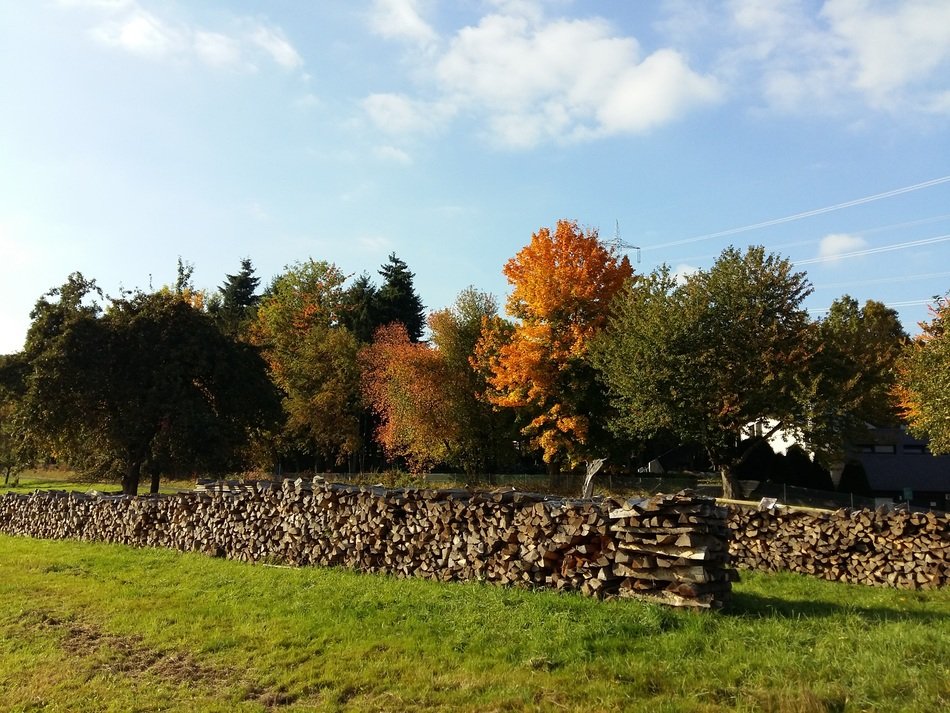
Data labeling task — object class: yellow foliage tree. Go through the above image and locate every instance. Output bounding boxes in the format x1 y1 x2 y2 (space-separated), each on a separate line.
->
895 294 950 453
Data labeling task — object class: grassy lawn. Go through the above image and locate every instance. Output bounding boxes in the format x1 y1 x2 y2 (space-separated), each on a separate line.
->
0 535 947 712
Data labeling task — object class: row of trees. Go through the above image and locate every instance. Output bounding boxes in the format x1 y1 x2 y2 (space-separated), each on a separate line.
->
0 254 427 494
1 220 948 498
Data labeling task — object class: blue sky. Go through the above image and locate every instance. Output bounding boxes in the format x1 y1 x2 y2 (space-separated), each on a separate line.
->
2 0 950 353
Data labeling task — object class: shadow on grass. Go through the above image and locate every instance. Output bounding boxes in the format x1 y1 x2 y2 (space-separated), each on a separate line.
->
726 590 950 625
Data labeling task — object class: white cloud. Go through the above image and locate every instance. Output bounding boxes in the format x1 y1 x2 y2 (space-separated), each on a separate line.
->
64 1 305 74
596 49 721 134
194 31 243 68
374 145 413 164
672 263 699 284
817 233 868 262
721 0 950 116
366 6 720 148
248 25 303 70
91 10 184 58
369 0 436 46
822 0 950 110
362 93 454 135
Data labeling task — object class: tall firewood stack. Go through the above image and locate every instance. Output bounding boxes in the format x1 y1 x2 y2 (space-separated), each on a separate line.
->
610 493 736 608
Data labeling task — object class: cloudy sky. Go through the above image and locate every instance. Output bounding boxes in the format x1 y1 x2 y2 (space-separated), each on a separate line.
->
2 0 950 352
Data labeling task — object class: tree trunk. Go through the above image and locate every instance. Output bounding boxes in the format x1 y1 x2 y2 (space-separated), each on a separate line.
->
122 461 141 496
546 460 562 492
149 469 160 494
721 465 744 500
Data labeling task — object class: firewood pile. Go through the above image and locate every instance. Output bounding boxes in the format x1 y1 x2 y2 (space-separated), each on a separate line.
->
611 494 736 608
727 505 949 589
0 481 734 609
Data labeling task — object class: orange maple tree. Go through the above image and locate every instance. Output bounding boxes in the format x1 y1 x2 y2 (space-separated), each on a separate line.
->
479 219 633 467
360 323 457 472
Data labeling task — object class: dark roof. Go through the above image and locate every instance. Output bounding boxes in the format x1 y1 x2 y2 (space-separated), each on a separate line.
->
847 427 950 493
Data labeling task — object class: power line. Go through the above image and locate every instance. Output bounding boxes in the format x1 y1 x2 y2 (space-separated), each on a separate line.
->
662 212 950 267
794 233 950 266
812 269 950 291
809 298 935 314
642 175 950 251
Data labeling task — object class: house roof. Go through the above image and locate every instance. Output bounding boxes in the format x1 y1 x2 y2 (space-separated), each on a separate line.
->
858 455 950 492
847 427 950 493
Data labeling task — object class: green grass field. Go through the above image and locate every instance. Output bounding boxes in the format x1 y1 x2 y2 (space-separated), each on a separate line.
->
1 534 947 712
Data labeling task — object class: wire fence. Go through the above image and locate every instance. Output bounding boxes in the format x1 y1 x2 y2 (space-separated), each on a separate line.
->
318 471 946 513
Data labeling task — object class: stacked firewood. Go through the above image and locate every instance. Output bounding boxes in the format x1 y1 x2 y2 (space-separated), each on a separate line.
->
610 494 736 608
0 482 734 608
727 505 949 589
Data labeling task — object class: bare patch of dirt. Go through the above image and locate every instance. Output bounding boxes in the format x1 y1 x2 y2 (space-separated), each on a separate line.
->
23 610 309 709
33 611 215 685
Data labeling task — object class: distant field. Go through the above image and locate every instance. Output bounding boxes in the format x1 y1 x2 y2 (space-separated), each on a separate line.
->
3 468 701 500
1 535 947 712
3 468 199 495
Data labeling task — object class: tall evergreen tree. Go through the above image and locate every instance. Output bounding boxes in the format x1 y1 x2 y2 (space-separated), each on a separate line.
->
340 272 380 343
376 253 426 342
214 258 261 337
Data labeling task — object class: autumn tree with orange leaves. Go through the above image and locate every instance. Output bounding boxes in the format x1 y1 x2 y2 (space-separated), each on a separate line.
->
478 219 633 470
896 293 950 453
360 323 455 473
361 288 517 475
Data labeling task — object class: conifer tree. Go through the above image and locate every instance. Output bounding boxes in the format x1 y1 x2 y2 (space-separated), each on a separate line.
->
340 272 380 343
376 253 425 342
215 258 261 337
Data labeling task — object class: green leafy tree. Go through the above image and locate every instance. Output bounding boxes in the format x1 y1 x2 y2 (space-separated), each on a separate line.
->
0 354 31 486
805 296 907 460
431 287 520 475
19 278 280 494
592 247 815 499
175 257 195 295
377 253 426 342
896 293 950 453
252 260 362 470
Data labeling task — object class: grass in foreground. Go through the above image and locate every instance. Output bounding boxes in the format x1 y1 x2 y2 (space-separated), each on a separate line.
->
0 534 947 713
